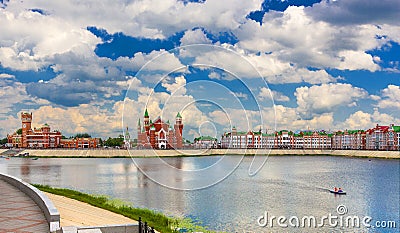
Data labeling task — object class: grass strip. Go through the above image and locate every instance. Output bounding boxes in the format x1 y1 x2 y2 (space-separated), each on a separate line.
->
33 184 214 233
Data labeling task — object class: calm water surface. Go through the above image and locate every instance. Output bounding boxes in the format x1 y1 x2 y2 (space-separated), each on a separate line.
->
1 155 399 232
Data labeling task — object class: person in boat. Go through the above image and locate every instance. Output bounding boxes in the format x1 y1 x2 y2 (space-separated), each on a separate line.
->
334 187 338 192
338 188 343 193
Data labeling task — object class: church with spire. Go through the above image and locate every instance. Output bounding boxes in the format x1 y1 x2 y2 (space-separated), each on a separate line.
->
137 109 184 149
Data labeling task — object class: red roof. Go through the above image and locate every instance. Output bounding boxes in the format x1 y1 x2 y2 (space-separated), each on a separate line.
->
152 117 169 132
366 124 390 134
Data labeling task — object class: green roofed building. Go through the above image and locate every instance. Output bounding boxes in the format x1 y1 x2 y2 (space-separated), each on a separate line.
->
219 123 400 151
194 136 218 149
137 108 184 150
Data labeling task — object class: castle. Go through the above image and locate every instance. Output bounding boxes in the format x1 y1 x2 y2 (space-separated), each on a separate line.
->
137 109 183 149
7 112 99 149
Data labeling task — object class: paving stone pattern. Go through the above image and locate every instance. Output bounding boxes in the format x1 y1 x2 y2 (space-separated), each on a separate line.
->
0 180 49 232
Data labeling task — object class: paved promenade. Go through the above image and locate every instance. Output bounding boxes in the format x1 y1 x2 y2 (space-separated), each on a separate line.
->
0 180 49 232
44 192 137 227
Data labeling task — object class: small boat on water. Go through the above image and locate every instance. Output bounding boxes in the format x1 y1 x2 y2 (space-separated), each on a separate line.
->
17 152 30 157
31 157 39 160
329 189 346 195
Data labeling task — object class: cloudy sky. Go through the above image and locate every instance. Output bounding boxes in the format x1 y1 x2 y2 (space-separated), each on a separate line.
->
0 0 399 140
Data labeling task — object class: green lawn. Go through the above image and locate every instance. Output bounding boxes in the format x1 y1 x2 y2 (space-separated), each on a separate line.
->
34 184 215 233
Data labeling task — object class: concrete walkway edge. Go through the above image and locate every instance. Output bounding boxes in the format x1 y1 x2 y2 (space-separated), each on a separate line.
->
0 173 61 232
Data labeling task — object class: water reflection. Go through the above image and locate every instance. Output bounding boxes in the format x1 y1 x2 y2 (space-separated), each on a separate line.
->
0 156 398 232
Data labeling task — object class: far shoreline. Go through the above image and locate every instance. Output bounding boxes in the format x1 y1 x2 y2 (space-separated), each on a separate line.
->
3 148 399 159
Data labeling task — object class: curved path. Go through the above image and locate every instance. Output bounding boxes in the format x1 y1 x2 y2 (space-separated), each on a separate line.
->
44 192 137 227
0 179 49 232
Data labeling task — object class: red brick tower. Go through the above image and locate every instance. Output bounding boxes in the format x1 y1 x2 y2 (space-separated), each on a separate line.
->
150 126 156 148
42 124 50 148
175 112 183 149
21 112 32 148
167 123 174 149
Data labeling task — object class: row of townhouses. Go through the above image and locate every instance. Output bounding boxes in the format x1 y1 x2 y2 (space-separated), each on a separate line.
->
203 124 400 151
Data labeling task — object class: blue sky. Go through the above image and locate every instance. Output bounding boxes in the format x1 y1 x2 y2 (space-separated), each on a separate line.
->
0 0 399 139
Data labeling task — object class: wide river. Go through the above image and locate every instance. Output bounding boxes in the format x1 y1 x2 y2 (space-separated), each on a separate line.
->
1 155 399 232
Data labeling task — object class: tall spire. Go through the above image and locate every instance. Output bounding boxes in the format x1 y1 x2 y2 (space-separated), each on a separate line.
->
144 109 149 117
137 118 141 126
176 112 182 118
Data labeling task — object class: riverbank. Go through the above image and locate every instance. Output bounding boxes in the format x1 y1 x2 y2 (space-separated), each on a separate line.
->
17 148 400 159
35 185 212 233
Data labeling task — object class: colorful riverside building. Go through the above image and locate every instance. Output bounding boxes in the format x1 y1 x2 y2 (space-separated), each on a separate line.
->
193 136 218 149
221 127 333 149
331 130 366 150
137 109 183 149
7 112 62 148
366 124 399 150
7 112 99 149
300 131 332 149
221 127 269 149
220 124 400 151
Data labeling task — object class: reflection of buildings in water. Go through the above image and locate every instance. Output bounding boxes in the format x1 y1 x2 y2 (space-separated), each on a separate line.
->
112 160 142 193
123 162 132 190
161 157 183 169
133 157 186 215
136 170 149 188
15 159 61 185
38 164 61 185
61 162 97 189
21 160 31 176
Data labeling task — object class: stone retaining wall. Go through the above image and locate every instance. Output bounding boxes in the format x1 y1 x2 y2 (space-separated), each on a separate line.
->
21 148 400 158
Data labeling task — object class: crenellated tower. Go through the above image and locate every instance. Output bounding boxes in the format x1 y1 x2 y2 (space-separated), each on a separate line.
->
21 112 32 148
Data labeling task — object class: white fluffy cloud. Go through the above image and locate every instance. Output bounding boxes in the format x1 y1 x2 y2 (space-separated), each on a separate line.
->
259 87 290 102
340 108 400 130
116 50 185 74
340 111 372 129
306 0 400 26
0 9 100 71
377 84 400 109
0 74 49 115
258 105 334 131
295 83 368 118
180 29 212 46
5 0 261 39
0 114 21 139
235 6 383 71
32 105 120 136
161 75 187 96
193 45 338 84
0 74 50 137
4 87 208 139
